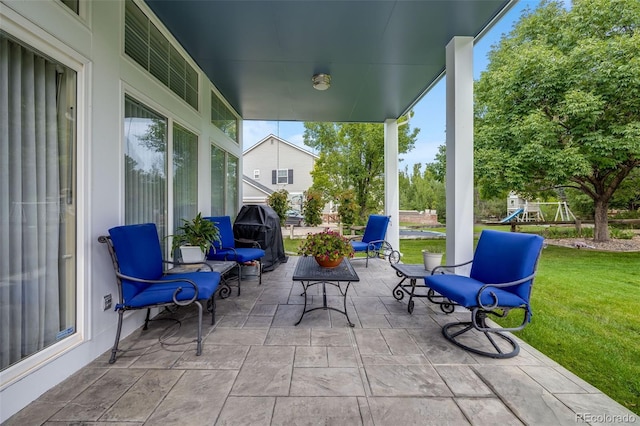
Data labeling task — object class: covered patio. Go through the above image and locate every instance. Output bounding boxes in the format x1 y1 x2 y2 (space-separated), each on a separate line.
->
6 257 633 425
4 0 638 422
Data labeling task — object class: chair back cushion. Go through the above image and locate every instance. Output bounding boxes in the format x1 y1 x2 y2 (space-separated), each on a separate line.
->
108 223 164 301
204 216 235 251
362 215 390 245
470 230 544 301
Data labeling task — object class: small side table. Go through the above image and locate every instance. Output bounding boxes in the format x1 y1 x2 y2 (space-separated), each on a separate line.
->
391 263 454 314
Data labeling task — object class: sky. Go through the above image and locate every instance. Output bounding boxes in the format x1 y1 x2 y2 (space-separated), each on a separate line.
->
242 1 544 171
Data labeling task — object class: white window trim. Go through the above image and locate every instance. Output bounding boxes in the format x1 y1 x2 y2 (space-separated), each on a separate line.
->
0 5 89 389
277 168 288 184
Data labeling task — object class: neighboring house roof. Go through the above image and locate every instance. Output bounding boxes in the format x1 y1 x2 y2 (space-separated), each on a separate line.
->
244 134 319 159
243 174 274 196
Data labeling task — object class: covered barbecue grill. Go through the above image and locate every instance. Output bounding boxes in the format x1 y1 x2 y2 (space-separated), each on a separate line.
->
233 204 287 272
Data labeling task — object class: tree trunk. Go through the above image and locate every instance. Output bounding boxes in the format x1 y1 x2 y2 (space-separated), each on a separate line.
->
593 199 610 242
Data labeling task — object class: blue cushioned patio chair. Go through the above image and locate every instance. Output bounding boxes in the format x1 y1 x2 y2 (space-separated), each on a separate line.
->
350 214 400 267
425 230 544 358
204 216 265 294
99 223 220 364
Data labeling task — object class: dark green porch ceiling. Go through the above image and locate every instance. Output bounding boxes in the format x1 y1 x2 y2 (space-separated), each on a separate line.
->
145 0 511 123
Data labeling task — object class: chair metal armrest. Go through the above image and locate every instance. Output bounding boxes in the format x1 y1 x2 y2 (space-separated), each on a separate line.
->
218 246 239 259
430 259 472 275
163 259 213 271
235 238 262 249
476 272 537 309
115 271 199 306
365 239 388 252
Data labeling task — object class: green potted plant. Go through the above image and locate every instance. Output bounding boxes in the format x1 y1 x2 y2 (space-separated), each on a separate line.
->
298 229 354 268
170 212 221 262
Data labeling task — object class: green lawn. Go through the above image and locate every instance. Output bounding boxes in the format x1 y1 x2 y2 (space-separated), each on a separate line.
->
508 245 640 415
283 235 640 414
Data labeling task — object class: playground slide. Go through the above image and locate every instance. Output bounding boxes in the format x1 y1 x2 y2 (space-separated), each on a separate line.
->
500 208 524 223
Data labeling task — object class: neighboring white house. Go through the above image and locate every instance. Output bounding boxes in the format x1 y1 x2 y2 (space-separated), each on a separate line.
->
243 134 319 210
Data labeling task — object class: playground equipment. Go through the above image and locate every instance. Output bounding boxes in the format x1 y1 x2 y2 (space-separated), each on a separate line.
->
503 193 576 223
500 208 524 224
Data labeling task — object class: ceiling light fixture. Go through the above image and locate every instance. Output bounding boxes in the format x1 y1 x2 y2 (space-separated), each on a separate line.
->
312 73 331 91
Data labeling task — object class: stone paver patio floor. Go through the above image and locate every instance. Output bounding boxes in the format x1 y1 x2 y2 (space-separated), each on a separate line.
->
5 256 636 425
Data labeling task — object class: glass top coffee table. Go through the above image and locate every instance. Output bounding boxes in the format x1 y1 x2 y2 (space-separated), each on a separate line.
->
293 256 359 327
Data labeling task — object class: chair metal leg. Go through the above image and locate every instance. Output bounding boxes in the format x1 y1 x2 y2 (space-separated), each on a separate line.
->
109 310 124 364
207 294 216 325
143 308 151 330
195 300 203 356
237 263 242 296
258 259 262 285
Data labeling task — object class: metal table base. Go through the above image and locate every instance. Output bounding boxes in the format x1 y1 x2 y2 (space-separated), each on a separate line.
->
293 256 360 327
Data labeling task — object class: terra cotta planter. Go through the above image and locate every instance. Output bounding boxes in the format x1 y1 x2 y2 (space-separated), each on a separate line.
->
314 256 343 268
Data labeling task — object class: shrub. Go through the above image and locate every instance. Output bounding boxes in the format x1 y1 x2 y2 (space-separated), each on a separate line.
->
337 190 359 226
302 189 324 227
610 228 635 240
268 189 290 226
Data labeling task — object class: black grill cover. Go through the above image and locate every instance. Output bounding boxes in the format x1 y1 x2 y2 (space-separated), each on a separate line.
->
233 205 288 272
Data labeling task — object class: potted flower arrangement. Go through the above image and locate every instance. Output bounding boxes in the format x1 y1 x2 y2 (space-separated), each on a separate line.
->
170 212 221 262
298 229 354 268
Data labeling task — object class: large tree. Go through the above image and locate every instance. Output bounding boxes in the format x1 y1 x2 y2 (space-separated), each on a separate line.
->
303 120 418 221
474 0 640 241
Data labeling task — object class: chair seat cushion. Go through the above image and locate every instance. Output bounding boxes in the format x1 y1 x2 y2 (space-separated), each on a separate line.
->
123 272 220 309
425 274 527 308
351 241 377 252
207 247 264 263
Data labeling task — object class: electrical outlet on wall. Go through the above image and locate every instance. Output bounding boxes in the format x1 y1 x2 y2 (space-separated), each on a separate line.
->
103 294 112 311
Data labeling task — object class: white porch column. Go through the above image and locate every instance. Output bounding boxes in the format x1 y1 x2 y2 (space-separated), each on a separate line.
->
445 36 474 268
384 119 400 253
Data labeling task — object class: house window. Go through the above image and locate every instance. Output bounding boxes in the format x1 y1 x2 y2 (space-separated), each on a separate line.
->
1 34 77 371
173 124 198 232
124 0 199 110
253 169 260 180
210 91 237 142
272 169 293 185
226 155 238 217
211 145 238 217
124 95 168 246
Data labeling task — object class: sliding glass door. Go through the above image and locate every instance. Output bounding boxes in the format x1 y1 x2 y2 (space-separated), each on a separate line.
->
0 33 77 371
